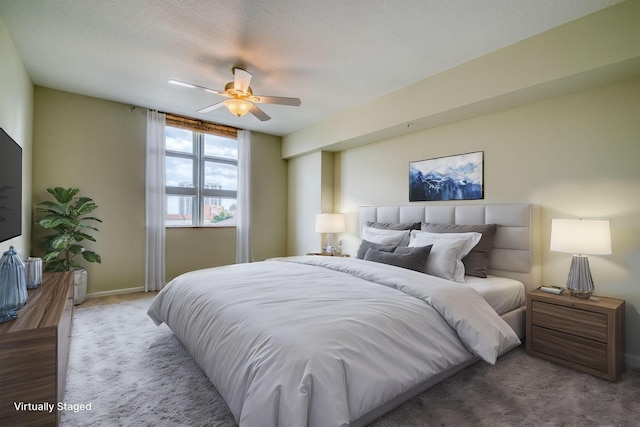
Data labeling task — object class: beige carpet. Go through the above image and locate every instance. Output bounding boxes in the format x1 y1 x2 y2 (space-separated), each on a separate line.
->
62 295 640 426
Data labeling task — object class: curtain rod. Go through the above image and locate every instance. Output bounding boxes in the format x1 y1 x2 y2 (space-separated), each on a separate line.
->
131 106 240 135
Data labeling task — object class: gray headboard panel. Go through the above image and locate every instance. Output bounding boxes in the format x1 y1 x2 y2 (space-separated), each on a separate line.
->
359 204 540 291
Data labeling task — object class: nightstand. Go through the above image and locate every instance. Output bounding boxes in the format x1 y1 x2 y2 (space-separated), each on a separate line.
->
526 289 625 381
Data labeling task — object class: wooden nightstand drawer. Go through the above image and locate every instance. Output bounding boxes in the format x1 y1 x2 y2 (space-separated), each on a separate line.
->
531 300 607 342
530 325 607 371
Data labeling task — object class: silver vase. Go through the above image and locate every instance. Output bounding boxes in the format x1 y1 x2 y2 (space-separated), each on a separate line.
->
24 257 43 289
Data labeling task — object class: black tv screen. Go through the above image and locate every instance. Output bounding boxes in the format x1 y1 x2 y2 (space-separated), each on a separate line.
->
0 128 22 243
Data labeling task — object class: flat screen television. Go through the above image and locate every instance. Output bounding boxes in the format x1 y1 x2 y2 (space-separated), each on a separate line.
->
0 128 22 243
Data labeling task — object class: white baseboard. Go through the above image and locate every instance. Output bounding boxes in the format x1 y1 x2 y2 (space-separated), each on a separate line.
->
86 286 146 299
625 352 640 369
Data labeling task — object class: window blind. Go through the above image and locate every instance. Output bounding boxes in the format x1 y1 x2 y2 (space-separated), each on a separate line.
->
165 113 238 139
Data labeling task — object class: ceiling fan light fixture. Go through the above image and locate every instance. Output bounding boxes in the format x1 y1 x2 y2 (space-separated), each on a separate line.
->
224 98 252 117
170 68 300 121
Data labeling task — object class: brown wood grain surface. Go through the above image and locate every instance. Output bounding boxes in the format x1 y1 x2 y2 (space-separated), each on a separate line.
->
0 272 73 426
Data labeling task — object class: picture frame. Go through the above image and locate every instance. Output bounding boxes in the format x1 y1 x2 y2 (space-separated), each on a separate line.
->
409 151 484 202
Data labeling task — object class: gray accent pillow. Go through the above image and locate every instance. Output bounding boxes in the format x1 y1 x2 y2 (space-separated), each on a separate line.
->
365 221 421 246
421 223 497 278
364 245 432 273
356 239 397 259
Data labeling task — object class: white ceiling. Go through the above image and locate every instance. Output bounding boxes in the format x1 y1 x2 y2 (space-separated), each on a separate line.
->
0 0 624 136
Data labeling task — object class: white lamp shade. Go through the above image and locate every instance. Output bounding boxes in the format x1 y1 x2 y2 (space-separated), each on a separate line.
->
315 213 345 233
550 219 612 255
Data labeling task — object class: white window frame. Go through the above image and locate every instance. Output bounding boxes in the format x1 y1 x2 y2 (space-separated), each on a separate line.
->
165 125 238 227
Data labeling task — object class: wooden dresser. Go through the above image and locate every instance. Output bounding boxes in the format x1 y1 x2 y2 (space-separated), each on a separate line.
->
526 289 625 381
0 272 74 426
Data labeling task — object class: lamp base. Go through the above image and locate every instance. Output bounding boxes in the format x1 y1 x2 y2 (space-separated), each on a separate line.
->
569 289 592 299
323 233 335 255
566 255 595 299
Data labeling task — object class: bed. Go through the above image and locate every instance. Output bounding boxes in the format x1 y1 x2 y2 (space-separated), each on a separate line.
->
148 203 540 427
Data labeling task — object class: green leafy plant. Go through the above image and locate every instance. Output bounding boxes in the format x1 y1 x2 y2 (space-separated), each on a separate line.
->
35 187 102 272
212 210 233 223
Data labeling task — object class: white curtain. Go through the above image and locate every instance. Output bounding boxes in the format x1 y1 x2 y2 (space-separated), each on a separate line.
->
145 110 166 291
236 130 252 263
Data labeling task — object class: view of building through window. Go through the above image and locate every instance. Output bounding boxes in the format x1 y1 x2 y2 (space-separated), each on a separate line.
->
165 125 238 227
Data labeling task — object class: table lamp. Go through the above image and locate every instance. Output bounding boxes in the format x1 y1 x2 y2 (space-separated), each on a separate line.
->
315 213 345 254
550 218 611 298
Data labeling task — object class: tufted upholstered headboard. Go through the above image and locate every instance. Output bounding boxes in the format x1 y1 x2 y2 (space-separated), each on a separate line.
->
359 204 540 292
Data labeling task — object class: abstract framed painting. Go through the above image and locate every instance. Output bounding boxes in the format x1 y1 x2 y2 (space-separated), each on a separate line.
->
409 151 484 202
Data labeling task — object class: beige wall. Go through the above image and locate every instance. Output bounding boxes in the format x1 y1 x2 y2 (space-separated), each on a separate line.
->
166 131 288 279
32 88 147 294
165 227 236 280
249 132 288 262
287 151 337 255
0 12 33 258
32 87 288 293
336 77 639 301
287 151 322 255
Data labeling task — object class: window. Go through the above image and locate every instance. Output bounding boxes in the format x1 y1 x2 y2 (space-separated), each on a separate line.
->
164 115 238 227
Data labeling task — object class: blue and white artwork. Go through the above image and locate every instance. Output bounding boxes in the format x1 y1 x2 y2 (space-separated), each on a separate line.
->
409 151 483 202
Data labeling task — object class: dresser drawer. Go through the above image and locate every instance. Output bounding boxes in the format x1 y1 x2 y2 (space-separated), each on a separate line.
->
530 325 607 372
531 300 607 342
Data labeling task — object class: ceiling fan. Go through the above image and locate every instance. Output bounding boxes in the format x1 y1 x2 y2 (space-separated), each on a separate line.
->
169 68 301 121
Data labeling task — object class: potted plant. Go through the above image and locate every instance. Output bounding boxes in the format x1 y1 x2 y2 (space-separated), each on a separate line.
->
35 187 102 304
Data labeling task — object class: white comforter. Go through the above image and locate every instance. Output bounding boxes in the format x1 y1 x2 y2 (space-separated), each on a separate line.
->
148 256 520 427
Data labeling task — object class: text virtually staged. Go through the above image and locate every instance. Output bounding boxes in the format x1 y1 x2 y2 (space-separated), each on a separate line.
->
13 401 92 414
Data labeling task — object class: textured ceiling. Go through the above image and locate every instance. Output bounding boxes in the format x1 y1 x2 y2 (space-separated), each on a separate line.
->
0 0 624 136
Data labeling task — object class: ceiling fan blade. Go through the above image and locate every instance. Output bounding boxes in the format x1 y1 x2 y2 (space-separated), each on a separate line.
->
233 68 252 95
249 103 271 121
251 95 302 106
197 102 226 113
168 79 226 96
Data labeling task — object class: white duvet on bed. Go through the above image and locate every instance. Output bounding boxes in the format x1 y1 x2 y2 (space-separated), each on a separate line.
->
148 256 520 427
461 275 525 315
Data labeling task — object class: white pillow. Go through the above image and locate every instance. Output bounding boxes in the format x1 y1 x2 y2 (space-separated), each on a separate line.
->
362 226 410 246
409 231 482 282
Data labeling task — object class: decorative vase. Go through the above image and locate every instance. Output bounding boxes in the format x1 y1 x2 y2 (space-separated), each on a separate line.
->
0 246 28 323
24 257 43 289
72 269 87 305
